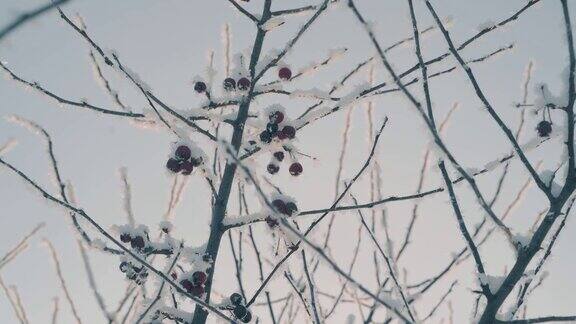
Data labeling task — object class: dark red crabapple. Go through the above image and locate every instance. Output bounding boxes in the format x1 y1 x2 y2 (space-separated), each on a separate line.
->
120 233 132 243
279 126 296 140
175 145 191 160
230 293 243 305
131 236 145 249
181 161 194 175
223 78 236 91
269 111 284 124
272 199 288 215
536 120 552 137
237 77 251 91
194 81 207 93
241 311 253 323
259 131 272 144
273 151 285 162
285 202 298 216
278 67 292 81
166 158 182 173
267 163 280 175
180 279 194 291
190 285 205 297
192 271 207 286
289 162 303 176
266 123 279 135
119 262 129 273
233 305 247 319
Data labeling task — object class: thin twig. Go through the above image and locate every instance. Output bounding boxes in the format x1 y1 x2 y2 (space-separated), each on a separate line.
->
44 239 83 324
0 223 45 270
0 0 71 41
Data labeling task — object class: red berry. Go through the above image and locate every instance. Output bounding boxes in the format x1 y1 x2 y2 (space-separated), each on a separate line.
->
267 163 280 175
266 122 279 135
175 145 191 160
241 311 252 323
289 162 303 176
194 81 207 93
166 158 182 173
269 111 284 124
180 279 194 291
285 202 298 216
192 271 207 286
131 236 145 249
272 199 288 215
237 77 251 91
120 233 132 243
278 67 292 80
280 126 296 139
536 120 552 137
190 285 205 297
223 78 236 91
273 151 285 162
181 161 194 175
230 293 243 305
259 131 272 144
233 305 247 319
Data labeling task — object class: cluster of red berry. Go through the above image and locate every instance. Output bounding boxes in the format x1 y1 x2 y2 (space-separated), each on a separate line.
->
265 198 298 228
119 260 148 285
259 110 296 143
192 76 253 94
267 148 303 176
259 110 303 176
166 144 203 175
228 293 252 323
178 271 208 297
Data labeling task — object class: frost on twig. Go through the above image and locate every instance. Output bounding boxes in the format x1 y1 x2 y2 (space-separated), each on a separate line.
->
0 275 29 324
0 138 17 156
0 223 44 270
43 239 83 324
2 0 575 323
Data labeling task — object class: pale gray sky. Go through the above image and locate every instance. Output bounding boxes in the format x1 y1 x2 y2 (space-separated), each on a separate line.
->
0 0 574 323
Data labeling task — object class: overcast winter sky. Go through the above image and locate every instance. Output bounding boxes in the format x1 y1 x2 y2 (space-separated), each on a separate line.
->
0 0 575 323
